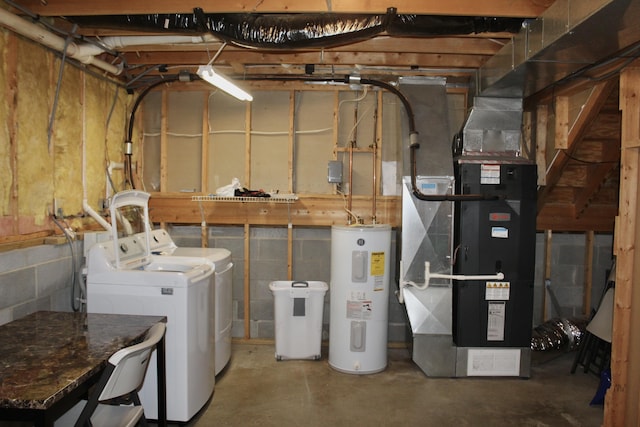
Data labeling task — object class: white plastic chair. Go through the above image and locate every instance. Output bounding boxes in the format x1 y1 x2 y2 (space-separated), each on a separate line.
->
55 322 166 427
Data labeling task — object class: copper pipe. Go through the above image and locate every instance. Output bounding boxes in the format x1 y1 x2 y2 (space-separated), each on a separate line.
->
372 94 379 224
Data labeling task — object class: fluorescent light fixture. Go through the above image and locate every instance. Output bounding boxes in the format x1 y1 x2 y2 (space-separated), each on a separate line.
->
197 65 253 101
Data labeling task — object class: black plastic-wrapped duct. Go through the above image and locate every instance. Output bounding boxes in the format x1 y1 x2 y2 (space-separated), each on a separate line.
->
200 10 389 49
68 8 524 50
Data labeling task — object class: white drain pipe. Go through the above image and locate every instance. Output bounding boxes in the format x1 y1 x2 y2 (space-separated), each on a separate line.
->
0 7 219 76
74 34 217 57
0 7 122 75
398 261 505 303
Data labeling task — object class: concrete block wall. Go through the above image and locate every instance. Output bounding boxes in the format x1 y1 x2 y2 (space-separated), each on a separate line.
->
0 242 80 325
533 232 614 327
168 225 405 342
0 227 613 344
170 225 614 343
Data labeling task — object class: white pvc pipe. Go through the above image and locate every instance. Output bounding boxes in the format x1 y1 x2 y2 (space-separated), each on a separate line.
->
0 9 220 76
399 260 505 301
0 8 121 75
106 161 125 200
75 34 217 57
83 199 112 232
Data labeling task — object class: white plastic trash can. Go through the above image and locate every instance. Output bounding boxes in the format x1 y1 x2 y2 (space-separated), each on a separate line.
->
269 280 328 360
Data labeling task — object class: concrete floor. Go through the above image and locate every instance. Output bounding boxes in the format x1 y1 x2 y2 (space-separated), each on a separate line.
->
183 343 604 427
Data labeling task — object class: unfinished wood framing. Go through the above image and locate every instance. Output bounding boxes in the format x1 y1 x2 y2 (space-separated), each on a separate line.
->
554 96 569 150
288 91 294 194
536 78 620 232
6 33 18 236
287 225 293 279
243 223 250 340
148 195 400 227
245 102 251 188
606 64 640 426
374 90 383 222
160 90 168 191
18 0 549 18
201 91 209 193
332 91 340 182
535 104 548 187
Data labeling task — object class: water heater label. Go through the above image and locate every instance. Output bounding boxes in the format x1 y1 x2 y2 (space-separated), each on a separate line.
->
373 275 384 291
370 252 385 276
346 300 372 320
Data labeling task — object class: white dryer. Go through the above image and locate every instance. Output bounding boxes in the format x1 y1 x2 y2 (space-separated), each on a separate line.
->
86 190 215 423
139 228 233 375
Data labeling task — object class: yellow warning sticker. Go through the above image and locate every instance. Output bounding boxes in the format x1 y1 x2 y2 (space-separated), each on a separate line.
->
370 252 385 276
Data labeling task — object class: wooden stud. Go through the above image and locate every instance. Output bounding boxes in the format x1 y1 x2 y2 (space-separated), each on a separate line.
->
535 104 548 186
201 91 209 193
160 90 168 191
201 92 210 248
6 33 19 236
245 101 252 188
554 96 569 150
287 225 293 280
332 91 342 194
288 90 295 194
244 223 251 340
287 91 295 278
605 65 640 426
243 100 252 339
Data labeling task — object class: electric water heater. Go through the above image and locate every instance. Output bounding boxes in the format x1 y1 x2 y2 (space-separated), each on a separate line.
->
329 225 391 374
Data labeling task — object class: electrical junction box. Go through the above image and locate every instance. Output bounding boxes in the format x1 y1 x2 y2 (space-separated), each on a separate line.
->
328 160 343 183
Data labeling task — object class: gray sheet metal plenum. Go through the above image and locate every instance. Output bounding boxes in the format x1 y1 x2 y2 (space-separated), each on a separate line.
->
398 78 457 377
398 77 454 285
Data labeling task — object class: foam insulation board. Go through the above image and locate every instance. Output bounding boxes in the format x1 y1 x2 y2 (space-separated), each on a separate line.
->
208 90 246 192
142 91 162 191
167 91 203 192
251 91 290 192
294 91 334 194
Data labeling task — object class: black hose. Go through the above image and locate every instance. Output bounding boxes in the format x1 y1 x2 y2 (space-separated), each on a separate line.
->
125 75 182 189
355 78 495 201
125 73 495 201
127 76 181 142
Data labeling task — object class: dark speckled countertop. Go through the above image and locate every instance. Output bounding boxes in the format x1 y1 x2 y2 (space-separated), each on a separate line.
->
0 311 166 411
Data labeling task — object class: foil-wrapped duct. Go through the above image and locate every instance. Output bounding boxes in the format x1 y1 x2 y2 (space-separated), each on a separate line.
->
531 317 587 352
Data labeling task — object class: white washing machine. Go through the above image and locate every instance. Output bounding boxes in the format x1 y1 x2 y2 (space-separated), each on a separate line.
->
86 190 216 423
137 228 233 375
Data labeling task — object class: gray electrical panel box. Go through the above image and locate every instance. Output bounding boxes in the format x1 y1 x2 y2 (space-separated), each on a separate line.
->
328 160 343 183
